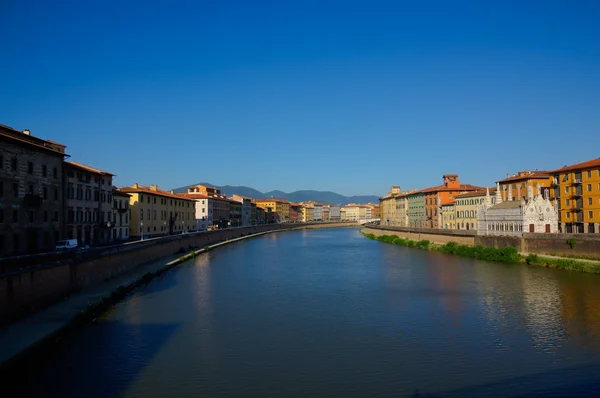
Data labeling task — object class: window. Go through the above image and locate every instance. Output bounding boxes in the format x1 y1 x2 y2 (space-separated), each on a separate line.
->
43 187 48 200
53 167 57 178
44 211 48 222
54 188 58 200
566 212 571 219
566 199 570 206
140 209 143 220
565 186 570 193
154 210 156 220
587 184 592 192
29 210 34 223
11 158 17 171
54 211 58 222
147 209 150 219
28 184 34 194
0 182 3 196
589 198 593 205
589 211 593 219
587 170 592 178
28 162 33 174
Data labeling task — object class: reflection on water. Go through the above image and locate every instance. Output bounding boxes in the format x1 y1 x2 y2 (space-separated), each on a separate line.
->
6 228 600 398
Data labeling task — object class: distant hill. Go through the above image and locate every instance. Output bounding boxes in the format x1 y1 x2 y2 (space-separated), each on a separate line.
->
173 183 379 205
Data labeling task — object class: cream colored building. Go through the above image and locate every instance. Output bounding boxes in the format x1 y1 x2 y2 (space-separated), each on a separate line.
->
119 184 196 239
441 199 456 230
455 188 497 231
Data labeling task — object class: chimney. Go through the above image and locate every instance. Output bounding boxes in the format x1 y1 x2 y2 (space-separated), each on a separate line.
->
23 129 30 135
150 185 158 191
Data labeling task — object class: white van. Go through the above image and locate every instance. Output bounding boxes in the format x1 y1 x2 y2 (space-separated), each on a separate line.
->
55 239 78 251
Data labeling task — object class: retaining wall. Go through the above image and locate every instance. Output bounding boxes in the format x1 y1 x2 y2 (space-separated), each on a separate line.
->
365 226 600 258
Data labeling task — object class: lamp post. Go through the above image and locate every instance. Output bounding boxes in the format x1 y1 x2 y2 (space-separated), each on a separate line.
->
141 222 144 241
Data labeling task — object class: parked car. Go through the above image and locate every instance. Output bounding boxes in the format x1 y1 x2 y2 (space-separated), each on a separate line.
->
55 239 78 251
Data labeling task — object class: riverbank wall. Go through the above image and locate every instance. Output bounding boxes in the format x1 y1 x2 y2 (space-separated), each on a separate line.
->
363 226 600 258
0 222 353 327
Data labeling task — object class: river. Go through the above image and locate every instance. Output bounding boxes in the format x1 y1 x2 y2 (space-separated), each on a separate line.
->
8 228 600 397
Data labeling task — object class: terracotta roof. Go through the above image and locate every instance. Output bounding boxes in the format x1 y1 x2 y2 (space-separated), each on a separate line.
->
255 198 290 203
178 193 210 200
119 184 195 201
496 171 550 183
441 198 456 205
455 188 497 198
421 184 484 193
550 158 600 174
67 161 115 176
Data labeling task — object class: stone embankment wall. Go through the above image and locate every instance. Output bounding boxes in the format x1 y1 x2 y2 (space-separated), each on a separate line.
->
0 223 352 326
364 226 600 258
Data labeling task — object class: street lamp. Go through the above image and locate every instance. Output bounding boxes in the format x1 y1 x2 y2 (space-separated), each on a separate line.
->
141 222 144 241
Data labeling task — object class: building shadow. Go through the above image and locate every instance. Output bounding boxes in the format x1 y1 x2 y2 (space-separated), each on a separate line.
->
3 320 180 398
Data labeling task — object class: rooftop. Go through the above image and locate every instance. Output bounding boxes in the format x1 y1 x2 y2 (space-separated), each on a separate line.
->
455 187 497 199
0 123 69 157
496 170 550 183
119 184 195 201
550 157 600 174
66 161 115 176
421 184 484 193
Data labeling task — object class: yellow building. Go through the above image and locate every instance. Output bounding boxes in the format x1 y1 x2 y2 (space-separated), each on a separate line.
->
455 188 496 231
254 199 290 222
440 199 456 230
301 203 314 222
550 158 600 233
497 170 552 202
119 183 196 239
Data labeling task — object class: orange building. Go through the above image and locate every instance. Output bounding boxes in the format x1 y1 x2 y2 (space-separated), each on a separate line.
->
496 170 552 202
421 174 484 229
289 203 303 222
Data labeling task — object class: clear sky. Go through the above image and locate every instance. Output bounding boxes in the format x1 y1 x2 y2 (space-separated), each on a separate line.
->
2 0 599 197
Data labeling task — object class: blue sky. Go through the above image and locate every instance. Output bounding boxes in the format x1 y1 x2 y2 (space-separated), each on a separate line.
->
2 1 599 197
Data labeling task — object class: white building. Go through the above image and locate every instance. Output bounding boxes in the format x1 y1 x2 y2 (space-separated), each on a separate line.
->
187 195 212 231
477 184 558 237
231 194 252 227
313 203 323 221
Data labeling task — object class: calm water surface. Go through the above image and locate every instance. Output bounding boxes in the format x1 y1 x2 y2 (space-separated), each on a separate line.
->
10 228 600 397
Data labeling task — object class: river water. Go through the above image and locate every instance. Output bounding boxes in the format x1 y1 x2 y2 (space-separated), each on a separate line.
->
9 228 600 397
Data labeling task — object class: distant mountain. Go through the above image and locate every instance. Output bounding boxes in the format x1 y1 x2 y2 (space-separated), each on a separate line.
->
173 183 379 205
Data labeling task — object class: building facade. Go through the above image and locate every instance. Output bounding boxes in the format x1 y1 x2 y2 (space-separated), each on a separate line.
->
255 199 290 222
0 124 67 256
119 184 196 239
302 203 314 222
290 203 303 222
112 189 130 242
440 199 456 230
231 195 251 226
477 185 558 236
550 158 600 233
322 205 330 221
64 161 115 246
330 205 341 221
422 174 484 229
407 191 426 228
455 188 496 231
313 203 323 221
497 170 551 202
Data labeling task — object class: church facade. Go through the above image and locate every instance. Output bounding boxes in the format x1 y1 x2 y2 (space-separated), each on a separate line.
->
477 183 559 237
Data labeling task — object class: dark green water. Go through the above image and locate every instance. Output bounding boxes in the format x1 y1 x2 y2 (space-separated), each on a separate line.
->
10 228 600 397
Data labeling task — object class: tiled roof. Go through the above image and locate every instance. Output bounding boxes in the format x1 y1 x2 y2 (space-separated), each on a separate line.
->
421 184 484 193
550 158 600 174
255 198 290 203
455 188 497 198
119 184 195 201
67 161 115 176
441 198 456 205
496 171 550 183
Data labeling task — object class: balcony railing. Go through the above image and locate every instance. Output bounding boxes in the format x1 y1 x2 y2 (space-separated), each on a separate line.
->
572 178 582 185
551 178 559 186
572 189 582 197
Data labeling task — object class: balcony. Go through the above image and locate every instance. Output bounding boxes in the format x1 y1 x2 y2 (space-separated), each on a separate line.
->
571 189 583 197
22 194 43 207
575 214 584 223
551 178 559 186
117 205 129 213
572 178 582 185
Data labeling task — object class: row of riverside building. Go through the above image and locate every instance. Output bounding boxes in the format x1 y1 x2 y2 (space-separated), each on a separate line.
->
0 124 379 257
380 158 600 236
